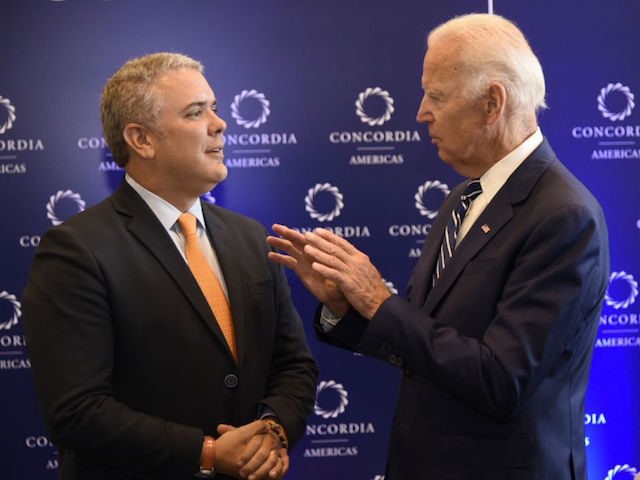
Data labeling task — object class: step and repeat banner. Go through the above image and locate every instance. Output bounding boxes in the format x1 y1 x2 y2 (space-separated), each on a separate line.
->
1 1 638 479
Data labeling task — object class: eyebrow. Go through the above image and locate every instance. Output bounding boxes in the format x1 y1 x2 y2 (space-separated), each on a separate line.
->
181 100 217 112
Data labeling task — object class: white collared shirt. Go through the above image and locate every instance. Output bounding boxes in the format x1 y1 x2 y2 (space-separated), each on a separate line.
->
456 128 544 245
125 174 229 298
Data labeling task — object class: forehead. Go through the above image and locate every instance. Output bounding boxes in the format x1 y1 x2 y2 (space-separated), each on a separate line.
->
154 68 215 104
421 42 462 87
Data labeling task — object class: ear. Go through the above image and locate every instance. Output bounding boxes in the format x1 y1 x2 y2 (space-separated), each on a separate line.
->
122 123 155 159
485 82 507 125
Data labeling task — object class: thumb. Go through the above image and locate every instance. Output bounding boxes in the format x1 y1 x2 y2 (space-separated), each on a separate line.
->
216 423 236 435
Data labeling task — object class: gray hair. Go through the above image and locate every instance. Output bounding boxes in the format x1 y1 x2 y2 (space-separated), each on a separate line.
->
428 13 547 122
100 52 203 167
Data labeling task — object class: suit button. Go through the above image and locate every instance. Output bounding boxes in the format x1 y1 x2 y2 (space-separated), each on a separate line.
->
224 374 239 388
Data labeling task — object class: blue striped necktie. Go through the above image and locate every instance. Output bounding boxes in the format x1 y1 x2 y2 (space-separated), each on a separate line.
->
432 179 483 285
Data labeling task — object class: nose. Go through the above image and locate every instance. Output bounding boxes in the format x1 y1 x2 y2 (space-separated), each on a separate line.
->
208 110 226 134
416 95 433 124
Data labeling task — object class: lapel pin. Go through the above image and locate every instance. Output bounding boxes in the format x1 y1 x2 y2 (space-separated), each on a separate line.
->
481 224 491 233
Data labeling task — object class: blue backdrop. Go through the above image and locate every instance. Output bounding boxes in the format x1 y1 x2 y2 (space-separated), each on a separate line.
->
1 1 638 479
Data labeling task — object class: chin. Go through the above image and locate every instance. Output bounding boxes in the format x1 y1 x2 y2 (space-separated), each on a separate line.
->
211 164 228 182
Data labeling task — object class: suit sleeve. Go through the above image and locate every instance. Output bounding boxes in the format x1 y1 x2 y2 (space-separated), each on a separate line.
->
23 225 203 478
317 203 608 420
258 234 319 447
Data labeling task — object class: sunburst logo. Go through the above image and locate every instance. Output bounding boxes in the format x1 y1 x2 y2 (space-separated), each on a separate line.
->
355 87 395 127
0 291 21 331
604 464 638 479
0 96 16 134
414 180 450 219
230 89 271 129
304 183 344 222
597 83 635 121
604 271 638 310
46 190 86 226
314 380 349 419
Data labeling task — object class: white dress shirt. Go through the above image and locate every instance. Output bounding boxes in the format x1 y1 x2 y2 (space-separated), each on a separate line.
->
125 174 229 298
457 127 543 244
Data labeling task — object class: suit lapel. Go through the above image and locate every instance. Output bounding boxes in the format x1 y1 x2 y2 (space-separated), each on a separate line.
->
202 205 247 365
422 138 557 314
110 182 236 362
423 193 514 313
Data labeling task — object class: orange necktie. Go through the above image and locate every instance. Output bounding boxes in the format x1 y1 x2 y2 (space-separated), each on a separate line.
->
178 213 237 361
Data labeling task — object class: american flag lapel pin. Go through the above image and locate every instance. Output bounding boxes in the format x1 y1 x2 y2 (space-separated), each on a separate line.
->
481 224 491 233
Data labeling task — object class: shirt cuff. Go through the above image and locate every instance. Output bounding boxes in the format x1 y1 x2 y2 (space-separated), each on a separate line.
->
319 305 342 332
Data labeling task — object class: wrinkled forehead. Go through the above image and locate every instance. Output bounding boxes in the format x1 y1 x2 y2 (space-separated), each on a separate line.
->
421 43 465 86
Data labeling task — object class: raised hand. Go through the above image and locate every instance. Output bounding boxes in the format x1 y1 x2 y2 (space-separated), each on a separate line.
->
267 224 349 316
301 228 392 320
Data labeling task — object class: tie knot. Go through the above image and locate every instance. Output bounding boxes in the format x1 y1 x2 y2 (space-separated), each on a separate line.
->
461 179 482 202
178 212 198 237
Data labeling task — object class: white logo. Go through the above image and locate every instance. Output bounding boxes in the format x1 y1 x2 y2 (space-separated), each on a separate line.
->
414 180 450 219
598 83 635 121
0 96 16 134
46 190 86 226
230 89 271 129
305 183 344 222
355 87 395 127
0 291 21 331
605 271 638 310
604 464 638 480
201 192 216 204
372 476 386 480
314 380 349 419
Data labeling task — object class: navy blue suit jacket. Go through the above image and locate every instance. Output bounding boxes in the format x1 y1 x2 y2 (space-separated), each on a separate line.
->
317 139 609 479
24 181 318 479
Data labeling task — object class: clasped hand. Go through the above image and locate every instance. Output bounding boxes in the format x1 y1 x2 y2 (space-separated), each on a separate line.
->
267 224 392 320
216 420 288 479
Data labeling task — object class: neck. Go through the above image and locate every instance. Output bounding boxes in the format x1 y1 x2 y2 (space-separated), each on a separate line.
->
477 117 537 176
125 165 199 212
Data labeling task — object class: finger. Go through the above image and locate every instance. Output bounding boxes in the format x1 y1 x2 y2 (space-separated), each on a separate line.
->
279 449 290 477
230 420 269 453
268 452 283 479
303 243 347 272
244 419 269 436
247 449 280 480
271 223 306 244
266 235 295 252
304 231 353 265
237 433 265 468
241 437 279 479
271 231 309 256
216 423 236 435
267 251 299 270
311 228 361 256
310 260 344 285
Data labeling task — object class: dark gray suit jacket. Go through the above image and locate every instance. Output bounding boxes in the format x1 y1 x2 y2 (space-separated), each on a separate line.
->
24 181 318 479
317 139 609 480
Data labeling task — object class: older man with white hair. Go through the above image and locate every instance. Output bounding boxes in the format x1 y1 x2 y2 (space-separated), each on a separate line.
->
268 13 609 480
